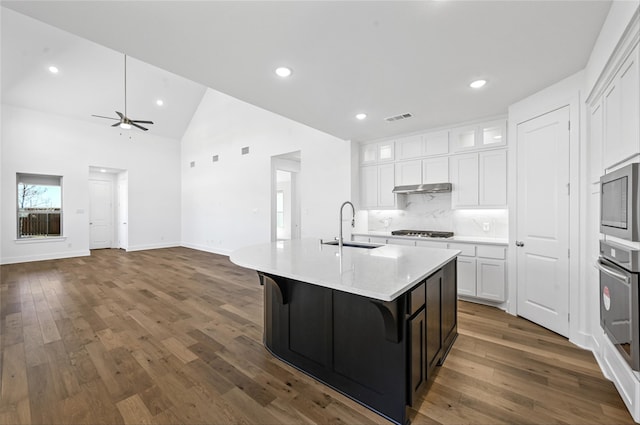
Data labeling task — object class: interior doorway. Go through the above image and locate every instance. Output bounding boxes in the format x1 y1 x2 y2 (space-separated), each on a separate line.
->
89 167 128 250
515 106 570 337
271 152 301 241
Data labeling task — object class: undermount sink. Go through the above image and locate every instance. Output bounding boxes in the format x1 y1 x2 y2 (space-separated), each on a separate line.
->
322 240 382 249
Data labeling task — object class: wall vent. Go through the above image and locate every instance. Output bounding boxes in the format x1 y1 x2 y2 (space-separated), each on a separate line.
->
241 146 250 155
385 112 413 122
212 155 219 163
190 161 196 168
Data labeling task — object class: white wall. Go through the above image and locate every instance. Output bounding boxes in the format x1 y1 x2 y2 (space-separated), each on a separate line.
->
180 88 351 255
1 105 182 264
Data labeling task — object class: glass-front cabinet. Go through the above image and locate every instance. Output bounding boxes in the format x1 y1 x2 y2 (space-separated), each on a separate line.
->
451 119 506 152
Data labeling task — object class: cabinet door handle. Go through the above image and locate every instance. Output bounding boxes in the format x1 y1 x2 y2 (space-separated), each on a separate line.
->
515 241 524 247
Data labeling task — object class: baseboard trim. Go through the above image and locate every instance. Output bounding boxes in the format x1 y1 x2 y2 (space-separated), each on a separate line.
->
1 250 90 265
126 242 180 252
180 242 232 257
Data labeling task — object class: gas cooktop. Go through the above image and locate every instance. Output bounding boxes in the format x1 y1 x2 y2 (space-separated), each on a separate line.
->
391 229 454 238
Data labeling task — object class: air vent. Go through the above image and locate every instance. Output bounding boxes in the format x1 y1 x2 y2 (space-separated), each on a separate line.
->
385 112 413 122
190 161 196 168
241 146 250 155
212 155 219 163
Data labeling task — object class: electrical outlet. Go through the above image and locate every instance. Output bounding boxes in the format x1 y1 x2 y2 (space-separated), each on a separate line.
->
482 222 490 232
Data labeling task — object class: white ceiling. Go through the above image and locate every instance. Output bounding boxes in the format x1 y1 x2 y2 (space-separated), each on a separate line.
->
1 8 207 140
2 1 612 142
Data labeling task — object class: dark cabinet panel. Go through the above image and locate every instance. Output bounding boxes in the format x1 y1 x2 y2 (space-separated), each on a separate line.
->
409 308 426 406
288 281 331 366
425 271 442 376
440 260 458 361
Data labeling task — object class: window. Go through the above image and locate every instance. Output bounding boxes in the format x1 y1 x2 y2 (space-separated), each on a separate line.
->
276 191 285 229
17 173 62 239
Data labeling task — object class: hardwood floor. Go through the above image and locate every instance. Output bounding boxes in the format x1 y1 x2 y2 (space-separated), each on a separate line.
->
0 247 634 424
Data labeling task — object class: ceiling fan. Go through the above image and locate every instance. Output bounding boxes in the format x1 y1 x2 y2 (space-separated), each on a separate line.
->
92 54 154 131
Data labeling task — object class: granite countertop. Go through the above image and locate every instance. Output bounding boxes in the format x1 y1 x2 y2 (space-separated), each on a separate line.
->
353 231 508 245
230 238 460 302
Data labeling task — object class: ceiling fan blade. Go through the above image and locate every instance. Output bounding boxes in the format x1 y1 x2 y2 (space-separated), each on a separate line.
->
116 111 124 119
111 122 122 127
92 114 119 120
130 122 149 131
131 120 154 124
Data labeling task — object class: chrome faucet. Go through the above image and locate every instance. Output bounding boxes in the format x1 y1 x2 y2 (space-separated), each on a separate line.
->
339 201 355 250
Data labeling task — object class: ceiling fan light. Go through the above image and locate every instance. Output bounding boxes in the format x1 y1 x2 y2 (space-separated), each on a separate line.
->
120 122 132 130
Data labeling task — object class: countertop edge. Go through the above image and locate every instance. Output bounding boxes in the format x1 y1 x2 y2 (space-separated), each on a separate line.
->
230 241 460 302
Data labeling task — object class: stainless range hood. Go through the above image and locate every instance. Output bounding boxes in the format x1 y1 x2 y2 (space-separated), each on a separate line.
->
392 182 452 194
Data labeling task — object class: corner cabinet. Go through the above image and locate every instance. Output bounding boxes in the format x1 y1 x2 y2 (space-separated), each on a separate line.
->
450 149 507 208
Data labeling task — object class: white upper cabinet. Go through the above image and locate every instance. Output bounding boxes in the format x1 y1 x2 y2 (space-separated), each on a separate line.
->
395 135 423 160
360 141 395 165
378 142 395 162
395 160 423 186
378 163 396 207
360 144 378 165
360 163 396 209
603 44 639 168
423 131 449 156
451 119 506 152
451 149 507 208
396 131 449 161
450 153 479 207
360 166 378 208
422 157 449 183
479 150 507 206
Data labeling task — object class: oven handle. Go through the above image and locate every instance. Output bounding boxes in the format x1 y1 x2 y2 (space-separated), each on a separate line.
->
596 259 631 284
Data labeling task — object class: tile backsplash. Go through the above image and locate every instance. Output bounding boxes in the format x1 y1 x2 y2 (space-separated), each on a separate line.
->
360 193 508 238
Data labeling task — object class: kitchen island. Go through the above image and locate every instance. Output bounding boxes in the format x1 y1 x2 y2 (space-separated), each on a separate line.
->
230 239 460 425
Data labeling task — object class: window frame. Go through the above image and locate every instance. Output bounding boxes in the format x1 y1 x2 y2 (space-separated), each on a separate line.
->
16 173 63 239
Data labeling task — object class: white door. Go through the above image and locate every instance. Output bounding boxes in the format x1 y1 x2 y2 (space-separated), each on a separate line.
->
118 178 128 250
89 180 113 249
516 106 570 337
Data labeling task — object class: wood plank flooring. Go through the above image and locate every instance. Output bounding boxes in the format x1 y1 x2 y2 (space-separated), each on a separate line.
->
0 247 634 424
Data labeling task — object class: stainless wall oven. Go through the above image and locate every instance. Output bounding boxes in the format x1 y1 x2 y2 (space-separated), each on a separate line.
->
598 240 640 373
600 162 640 241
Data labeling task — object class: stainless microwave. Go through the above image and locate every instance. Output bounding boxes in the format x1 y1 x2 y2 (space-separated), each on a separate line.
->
601 162 640 241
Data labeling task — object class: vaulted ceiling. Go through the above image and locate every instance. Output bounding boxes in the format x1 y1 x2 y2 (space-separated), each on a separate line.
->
2 1 612 142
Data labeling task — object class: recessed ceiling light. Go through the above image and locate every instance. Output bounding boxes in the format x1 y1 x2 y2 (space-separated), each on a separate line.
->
275 67 292 78
100 169 107 173
48 66 59 74
120 123 132 130
355 113 367 120
469 79 487 89
156 99 164 106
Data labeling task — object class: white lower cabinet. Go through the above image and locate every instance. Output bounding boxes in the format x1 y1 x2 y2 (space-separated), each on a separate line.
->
351 237 507 302
476 259 505 301
456 256 477 297
450 242 506 302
